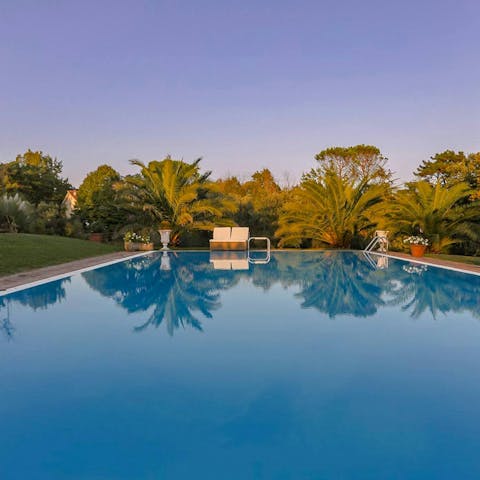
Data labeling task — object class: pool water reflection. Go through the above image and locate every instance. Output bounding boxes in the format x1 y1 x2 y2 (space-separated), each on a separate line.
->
0 251 480 479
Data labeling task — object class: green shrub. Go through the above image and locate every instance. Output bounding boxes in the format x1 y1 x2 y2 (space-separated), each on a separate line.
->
0 194 34 232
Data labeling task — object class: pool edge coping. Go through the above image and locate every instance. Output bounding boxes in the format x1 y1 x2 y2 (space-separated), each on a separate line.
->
368 251 480 277
0 250 159 296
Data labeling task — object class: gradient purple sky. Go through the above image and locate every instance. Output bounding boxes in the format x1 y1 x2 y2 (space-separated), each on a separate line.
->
1 0 479 186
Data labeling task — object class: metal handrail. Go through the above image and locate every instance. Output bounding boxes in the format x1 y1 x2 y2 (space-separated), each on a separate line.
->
363 250 389 270
364 233 389 253
247 237 271 264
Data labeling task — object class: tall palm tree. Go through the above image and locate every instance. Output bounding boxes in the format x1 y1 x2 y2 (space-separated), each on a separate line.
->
276 172 388 248
387 181 478 253
117 157 234 238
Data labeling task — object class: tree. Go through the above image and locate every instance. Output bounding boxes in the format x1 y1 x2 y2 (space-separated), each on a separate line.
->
277 171 388 248
0 150 71 205
76 165 123 235
216 169 286 241
415 150 480 200
313 144 392 184
215 176 245 198
32 201 67 235
387 181 479 253
116 157 234 239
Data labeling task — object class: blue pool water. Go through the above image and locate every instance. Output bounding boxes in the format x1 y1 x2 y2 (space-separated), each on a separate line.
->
1 251 480 479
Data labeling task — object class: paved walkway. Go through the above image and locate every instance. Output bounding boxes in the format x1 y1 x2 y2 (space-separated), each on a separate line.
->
388 252 480 275
0 251 141 291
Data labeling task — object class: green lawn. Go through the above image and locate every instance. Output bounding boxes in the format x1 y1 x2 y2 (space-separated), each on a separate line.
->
0 234 120 276
425 253 480 266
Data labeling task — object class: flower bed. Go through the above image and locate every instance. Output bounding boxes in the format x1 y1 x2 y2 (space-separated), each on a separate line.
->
124 232 154 251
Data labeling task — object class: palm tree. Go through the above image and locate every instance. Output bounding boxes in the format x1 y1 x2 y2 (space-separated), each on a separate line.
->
387 181 478 253
276 172 388 248
116 157 234 239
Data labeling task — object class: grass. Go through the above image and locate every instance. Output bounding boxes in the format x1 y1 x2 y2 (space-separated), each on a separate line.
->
425 253 480 266
0 233 120 276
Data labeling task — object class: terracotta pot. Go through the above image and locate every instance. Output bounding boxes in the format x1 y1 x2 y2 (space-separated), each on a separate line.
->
89 232 104 243
124 241 139 252
410 244 426 258
125 242 154 252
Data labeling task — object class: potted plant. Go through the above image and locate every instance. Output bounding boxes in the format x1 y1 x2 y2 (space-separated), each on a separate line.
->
158 221 172 250
403 235 429 258
124 231 154 252
87 220 106 243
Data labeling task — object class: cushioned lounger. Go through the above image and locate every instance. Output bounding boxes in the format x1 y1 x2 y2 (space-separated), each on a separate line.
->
209 227 249 251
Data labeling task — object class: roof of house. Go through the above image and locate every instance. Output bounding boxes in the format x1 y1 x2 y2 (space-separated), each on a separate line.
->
62 189 78 204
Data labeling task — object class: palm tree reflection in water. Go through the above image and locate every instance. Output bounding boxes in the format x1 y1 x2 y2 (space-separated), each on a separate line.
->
82 253 242 336
83 252 480 335
0 278 70 340
2 252 479 340
389 263 480 320
292 252 386 317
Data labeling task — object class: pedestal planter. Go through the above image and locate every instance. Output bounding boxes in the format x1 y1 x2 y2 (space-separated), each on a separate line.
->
410 244 426 258
124 241 139 252
159 229 172 250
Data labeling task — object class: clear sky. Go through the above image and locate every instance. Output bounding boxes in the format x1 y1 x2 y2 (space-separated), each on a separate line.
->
1 0 479 186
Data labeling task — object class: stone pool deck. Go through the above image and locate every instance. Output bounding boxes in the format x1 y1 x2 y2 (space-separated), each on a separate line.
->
388 252 480 275
0 251 140 291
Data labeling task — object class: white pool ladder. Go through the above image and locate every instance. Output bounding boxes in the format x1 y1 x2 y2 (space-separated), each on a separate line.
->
247 237 271 264
364 230 389 253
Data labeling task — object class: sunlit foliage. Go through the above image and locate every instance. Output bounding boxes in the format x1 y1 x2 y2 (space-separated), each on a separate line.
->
116 157 235 240
277 171 388 248
387 181 479 253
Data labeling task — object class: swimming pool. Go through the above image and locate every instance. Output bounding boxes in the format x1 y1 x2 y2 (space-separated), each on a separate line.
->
1 251 480 479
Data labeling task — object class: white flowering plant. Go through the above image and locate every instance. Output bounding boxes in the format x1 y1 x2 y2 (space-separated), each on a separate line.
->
403 235 429 246
124 231 151 244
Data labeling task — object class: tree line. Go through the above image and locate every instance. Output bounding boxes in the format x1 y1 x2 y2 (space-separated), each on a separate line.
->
1 146 479 255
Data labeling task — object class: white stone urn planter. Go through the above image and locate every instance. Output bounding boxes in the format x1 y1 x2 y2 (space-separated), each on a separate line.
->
159 229 172 250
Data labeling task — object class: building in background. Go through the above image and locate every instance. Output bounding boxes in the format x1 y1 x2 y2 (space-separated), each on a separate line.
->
62 189 78 218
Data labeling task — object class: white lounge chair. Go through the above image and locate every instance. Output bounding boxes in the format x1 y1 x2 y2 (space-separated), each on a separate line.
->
209 227 249 251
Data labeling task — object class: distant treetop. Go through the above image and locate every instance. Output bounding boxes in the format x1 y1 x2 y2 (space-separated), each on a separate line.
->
313 144 392 184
